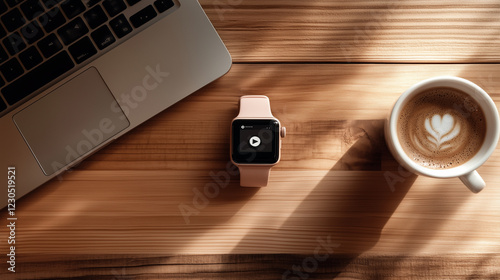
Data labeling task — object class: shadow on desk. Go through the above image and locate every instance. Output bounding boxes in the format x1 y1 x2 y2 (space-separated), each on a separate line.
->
223 119 475 279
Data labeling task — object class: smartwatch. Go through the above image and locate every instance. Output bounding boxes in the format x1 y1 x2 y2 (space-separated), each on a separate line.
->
230 95 286 187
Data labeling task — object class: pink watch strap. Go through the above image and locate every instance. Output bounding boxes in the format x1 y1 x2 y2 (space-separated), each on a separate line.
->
237 95 274 118
237 95 274 187
239 165 272 187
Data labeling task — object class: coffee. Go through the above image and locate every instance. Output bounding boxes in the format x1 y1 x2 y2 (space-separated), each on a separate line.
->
397 87 486 169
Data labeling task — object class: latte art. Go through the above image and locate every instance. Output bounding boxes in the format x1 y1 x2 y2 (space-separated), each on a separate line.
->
398 87 486 169
422 114 460 151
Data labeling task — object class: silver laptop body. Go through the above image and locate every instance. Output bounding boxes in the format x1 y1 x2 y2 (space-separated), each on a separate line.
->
0 0 231 208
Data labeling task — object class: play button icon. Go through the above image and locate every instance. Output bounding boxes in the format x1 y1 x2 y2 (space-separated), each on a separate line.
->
249 136 261 147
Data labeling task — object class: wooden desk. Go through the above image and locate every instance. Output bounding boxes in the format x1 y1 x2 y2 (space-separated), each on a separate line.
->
2 1 500 279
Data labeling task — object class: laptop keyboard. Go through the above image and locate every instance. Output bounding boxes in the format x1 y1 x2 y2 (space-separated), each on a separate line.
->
0 0 177 115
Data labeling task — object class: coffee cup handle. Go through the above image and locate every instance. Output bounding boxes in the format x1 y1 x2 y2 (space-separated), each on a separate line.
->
459 170 485 193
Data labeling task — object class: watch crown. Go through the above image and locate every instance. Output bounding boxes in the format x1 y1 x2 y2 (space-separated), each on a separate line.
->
281 127 286 138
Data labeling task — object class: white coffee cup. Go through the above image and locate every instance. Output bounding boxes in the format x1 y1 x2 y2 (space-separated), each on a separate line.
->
385 76 500 193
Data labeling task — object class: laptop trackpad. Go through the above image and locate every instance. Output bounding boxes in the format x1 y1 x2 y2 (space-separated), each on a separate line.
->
13 67 130 175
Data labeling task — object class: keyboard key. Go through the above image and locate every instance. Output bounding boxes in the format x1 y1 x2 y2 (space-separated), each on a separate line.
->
37 33 63 58
39 7 66 33
19 46 43 70
154 0 174 13
21 21 45 44
2 8 27 32
6 0 23 8
103 0 126 18
61 0 86 19
42 0 64 9
126 0 140 6
58 17 89 45
0 46 8 64
91 25 115 50
110 14 132 38
69 36 96 64
0 25 6 39
0 1 7 15
0 58 24 82
0 97 6 112
21 0 45 21
130 5 156 28
84 5 107 29
2 51 74 105
3 32 26 55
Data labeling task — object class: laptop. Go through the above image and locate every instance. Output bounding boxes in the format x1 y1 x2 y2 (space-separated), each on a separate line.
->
0 0 231 208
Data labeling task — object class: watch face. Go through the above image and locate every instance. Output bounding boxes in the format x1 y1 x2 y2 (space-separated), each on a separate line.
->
231 119 280 164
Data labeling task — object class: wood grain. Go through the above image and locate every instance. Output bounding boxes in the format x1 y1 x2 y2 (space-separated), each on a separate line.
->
200 0 500 63
5 254 500 279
